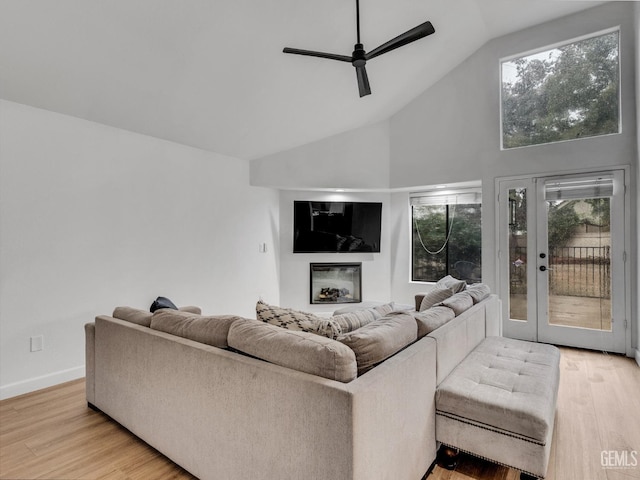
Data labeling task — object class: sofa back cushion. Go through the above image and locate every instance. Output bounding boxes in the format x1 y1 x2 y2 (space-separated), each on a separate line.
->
466 283 491 304
228 319 357 383
413 306 456 338
112 307 153 327
437 292 474 316
256 301 341 339
337 312 418 375
150 310 241 348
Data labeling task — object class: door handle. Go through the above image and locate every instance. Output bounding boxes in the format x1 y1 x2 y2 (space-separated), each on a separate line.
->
540 265 547 272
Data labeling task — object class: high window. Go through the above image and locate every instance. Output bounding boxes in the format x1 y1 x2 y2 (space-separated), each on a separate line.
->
411 189 482 283
501 28 620 149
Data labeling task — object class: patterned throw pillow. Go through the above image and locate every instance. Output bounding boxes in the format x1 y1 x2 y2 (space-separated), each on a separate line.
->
256 301 342 340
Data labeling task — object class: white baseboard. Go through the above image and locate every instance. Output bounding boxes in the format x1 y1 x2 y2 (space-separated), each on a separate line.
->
0 366 85 400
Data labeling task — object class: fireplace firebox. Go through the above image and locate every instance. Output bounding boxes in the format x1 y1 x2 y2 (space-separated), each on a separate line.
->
310 263 362 304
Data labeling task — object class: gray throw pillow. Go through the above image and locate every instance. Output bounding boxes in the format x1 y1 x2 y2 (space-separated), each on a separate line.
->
435 275 467 293
419 287 455 311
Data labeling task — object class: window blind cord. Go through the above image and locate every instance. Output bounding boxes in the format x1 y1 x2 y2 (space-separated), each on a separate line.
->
413 205 456 255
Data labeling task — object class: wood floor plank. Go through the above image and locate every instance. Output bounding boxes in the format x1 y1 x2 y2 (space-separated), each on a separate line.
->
1 348 638 480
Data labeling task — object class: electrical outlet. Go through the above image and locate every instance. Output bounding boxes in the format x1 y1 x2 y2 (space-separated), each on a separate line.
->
30 335 44 352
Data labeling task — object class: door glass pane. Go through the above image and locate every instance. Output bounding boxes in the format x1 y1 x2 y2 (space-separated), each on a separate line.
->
546 197 611 330
508 188 527 321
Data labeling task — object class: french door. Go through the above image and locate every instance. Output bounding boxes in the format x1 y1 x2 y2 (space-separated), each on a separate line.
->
497 170 627 353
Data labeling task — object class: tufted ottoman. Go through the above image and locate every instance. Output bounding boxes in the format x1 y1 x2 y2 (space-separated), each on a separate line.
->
435 336 560 479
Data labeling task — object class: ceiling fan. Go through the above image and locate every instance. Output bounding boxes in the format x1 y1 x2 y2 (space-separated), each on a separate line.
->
283 0 435 97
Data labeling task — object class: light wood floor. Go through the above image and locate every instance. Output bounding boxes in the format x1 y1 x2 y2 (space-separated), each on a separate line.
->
1 347 639 480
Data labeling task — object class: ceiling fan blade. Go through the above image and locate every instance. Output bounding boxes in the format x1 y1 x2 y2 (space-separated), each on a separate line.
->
365 21 435 60
355 65 371 97
283 47 352 63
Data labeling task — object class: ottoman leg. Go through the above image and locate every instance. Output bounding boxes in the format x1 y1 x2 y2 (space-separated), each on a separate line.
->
437 445 459 470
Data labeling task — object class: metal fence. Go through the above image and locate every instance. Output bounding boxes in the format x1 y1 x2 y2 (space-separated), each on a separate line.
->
549 246 610 299
510 246 610 299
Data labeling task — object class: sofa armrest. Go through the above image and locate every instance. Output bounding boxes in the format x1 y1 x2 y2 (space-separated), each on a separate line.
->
415 293 427 311
345 336 438 479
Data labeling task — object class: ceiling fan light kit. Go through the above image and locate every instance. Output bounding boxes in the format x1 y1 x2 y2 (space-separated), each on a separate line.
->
283 0 435 97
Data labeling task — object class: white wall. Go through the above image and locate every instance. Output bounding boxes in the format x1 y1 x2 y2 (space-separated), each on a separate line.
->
389 3 637 352
635 2 640 366
252 2 638 355
251 120 391 190
0 100 280 399
277 191 392 314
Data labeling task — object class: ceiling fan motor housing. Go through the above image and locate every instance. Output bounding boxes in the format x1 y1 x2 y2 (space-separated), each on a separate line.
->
352 44 367 67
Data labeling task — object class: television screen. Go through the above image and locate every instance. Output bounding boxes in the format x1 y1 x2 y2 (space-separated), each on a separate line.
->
293 201 382 253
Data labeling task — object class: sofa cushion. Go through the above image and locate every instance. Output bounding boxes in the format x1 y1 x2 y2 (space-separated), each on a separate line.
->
419 288 455 311
112 307 153 327
150 310 241 348
437 292 474 316
256 301 341 339
466 283 491 304
337 312 418 375
436 337 560 443
413 306 456 338
228 319 357 383
436 275 467 293
333 302 393 316
178 305 202 314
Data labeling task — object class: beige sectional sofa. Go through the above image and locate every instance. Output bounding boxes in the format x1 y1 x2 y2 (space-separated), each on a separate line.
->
85 289 501 480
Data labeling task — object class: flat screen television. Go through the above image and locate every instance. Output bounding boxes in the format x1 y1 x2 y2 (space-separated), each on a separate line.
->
293 201 382 253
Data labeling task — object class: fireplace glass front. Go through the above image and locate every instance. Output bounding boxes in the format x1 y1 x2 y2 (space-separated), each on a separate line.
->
310 263 362 304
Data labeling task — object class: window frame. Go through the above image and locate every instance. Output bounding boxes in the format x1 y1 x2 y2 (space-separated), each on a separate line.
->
410 187 482 284
499 26 621 151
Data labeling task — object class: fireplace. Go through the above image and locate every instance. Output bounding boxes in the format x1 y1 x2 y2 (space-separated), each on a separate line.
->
310 263 362 304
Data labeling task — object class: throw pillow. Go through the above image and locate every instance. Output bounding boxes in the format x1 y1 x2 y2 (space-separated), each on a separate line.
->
435 275 467 293
372 302 395 316
413 306 455 338
337 312 418 375
331 309 379 334
419 288 454 311
466 283 491 304
150 296 178 313
256 301 342 340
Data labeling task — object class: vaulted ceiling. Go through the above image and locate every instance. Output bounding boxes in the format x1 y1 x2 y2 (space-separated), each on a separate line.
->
0 0 605 160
